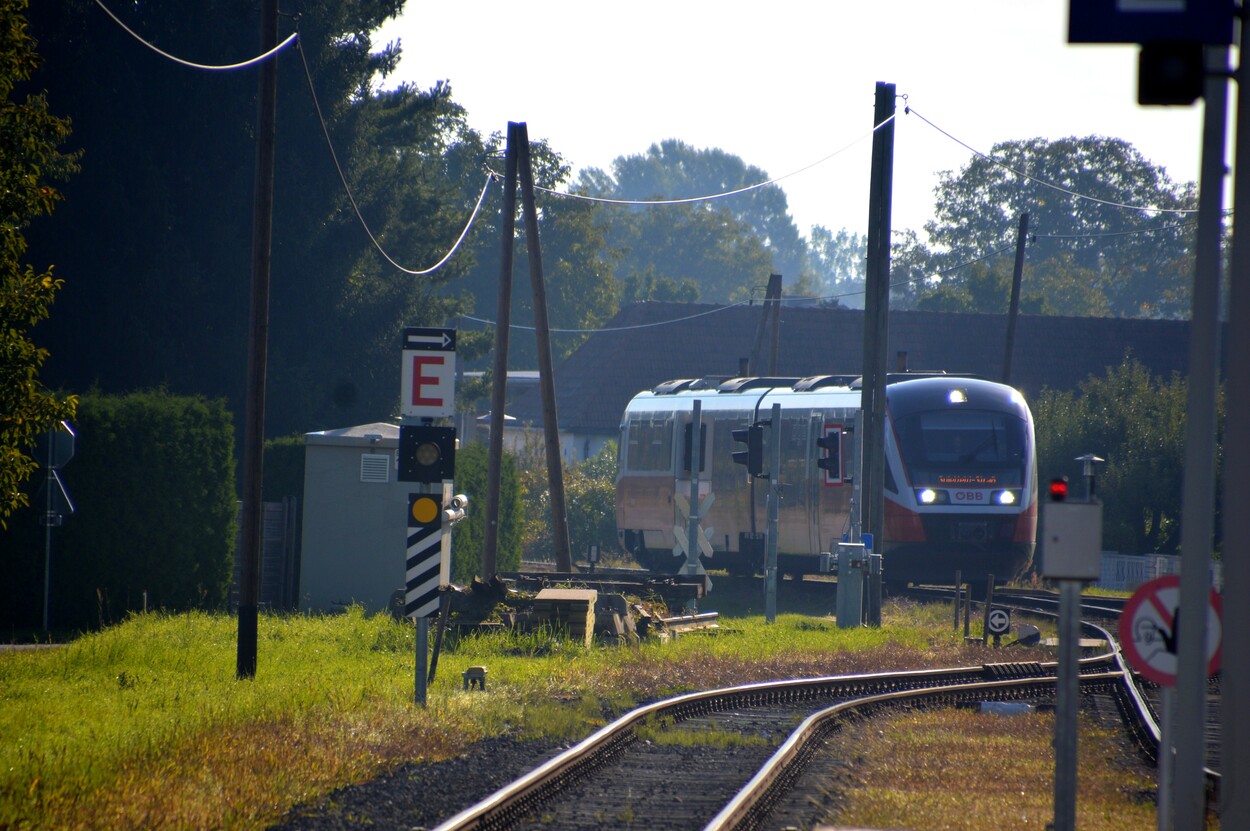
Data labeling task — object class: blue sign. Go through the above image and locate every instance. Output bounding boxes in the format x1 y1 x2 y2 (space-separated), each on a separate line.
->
1068 0 1233 45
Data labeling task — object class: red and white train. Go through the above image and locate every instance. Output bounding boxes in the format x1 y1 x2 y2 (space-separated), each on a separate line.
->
615 373 1038 586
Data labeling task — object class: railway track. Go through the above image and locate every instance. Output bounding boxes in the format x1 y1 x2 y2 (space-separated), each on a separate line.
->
430 594 1216 831
432 643 1152 830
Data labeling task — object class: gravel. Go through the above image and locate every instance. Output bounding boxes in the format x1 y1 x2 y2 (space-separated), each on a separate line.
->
269 736 570 831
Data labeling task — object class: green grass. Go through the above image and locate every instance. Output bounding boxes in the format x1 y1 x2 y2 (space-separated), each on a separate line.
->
0 601 1050 830
822 707 1176 831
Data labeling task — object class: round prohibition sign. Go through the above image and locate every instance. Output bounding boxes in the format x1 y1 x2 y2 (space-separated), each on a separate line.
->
1118 575 1222 687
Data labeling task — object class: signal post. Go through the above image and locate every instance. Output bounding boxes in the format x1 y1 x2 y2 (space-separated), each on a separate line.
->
398 327 458 706
1041 474 1102 831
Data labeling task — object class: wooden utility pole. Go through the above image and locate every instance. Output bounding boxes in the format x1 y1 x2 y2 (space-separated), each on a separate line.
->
859 82 895 551
767 275 782 375
482 123 520 580
517 123 572 572
237 0 279 680
1002 212 1029 385
748 273 782 375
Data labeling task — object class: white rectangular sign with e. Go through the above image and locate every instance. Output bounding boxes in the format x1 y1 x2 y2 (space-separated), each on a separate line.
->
400 327 456 419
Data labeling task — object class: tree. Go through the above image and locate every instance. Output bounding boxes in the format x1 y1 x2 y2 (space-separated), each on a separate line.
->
1033 357 1215 555
806 226 865 308
26 1 496 437
457 136 621 369
576 140 807 303
515 436 620 563
903 136 1197 318
448 440 521 583
0 0 78 527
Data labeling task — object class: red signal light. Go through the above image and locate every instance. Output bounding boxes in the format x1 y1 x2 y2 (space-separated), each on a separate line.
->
1049 477 1069 502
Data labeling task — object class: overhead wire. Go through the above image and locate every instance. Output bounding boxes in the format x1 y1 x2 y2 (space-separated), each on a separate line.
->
85 3 1205 310
460 299 756 335
295 34 492 276
525 116 893 208
905 105 1202 216
1034 219 1199 240
92 0 298 70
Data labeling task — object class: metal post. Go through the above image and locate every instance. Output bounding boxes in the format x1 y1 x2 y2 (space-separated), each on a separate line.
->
1160 687 1176 831
42 438 53 632
685 399 703 587
415 617 428 707
953 570 962 630
765 402 781 623
981 575 995 646
1220 11 1250 825
1175 44 1228 831
1053 579 1081 831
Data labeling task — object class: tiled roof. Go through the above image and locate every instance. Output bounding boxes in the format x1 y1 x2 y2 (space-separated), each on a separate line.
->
507 302 1215 435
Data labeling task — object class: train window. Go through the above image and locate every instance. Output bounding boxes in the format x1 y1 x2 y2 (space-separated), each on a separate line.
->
894 410 1026 486
623 412 674 473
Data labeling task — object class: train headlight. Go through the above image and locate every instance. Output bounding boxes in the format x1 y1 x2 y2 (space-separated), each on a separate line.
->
994 489 1019 506
916 488 949 505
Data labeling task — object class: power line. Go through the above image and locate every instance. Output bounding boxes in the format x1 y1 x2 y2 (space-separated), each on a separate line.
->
460 299 755 335
1035 219 1199 240
296 37 492 276
92 0 297 71
524 116 893 208
906 105 1202 216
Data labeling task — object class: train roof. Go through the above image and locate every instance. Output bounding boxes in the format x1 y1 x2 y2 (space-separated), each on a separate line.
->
885 375 1031 419
622 373 1030 418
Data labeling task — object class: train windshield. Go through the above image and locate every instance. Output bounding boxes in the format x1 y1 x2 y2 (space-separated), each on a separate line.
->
893 409 1027 487
622 411 675 473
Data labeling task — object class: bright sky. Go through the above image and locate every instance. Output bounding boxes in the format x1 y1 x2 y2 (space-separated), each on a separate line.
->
373 0 1210 241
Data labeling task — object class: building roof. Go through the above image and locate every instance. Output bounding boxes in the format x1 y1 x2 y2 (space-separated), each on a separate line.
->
507 301 1216 436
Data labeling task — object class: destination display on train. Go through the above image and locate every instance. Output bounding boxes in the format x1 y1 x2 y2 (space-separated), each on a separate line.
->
937 474 1000 485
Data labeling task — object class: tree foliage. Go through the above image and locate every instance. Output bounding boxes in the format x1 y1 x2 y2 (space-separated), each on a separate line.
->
458 137 621 369
25 0 496 436
515 438 620 563
1033 357 1218 555
897 136 1197 318
448 440 521 583
576 140 806 303
806 226 865 308
0 0 79 527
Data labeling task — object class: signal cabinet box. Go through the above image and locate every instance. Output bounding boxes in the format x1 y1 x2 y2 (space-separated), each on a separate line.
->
300 422 410 613
1041 502 1103 581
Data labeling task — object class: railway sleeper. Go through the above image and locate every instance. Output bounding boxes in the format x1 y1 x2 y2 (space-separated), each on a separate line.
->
981 661 1046 679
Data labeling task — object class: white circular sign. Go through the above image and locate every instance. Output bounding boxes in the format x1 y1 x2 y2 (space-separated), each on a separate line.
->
1119 575 1222 687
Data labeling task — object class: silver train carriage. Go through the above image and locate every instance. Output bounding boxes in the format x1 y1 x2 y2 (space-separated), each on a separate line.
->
615 374 1038 586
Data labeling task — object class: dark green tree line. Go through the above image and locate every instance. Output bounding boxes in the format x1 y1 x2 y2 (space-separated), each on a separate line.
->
1 0 78 526
25 0 495 437
893 136 1197 318
576 139 808 303
1033 357 1219 556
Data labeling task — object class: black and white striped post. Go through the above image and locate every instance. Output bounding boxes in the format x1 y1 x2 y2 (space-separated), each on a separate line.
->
398 327 458 706
406 491 444 705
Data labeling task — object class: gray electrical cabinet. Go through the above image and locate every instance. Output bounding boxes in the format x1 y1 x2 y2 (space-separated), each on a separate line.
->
299 423 408 613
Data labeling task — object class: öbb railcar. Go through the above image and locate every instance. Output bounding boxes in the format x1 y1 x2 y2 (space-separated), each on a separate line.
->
615 374 1038 586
